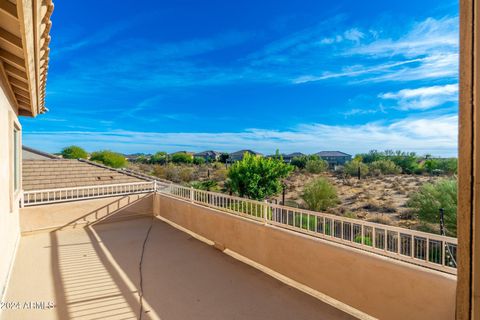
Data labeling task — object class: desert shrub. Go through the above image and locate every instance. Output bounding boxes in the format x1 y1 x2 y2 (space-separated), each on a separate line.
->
61 145 88 159
212 162 224 169
90 150 126 168
150 151 168 164
362 199 382 211
193 157 206 165
227 152 293 200
398 210 415 220
191 180 218 191
344 159 369 178
284 200 300 208
153 164 195 183
137 163 151 173
135 155 150 164
212 168 227 181
369 160 401 175
178 166 195 182
407 178 457 236
305 159 329 173
164 166 180 182
171 152 193 164
343 211 357 219
301 177 339 211
367 214 392 225
152 165 166 179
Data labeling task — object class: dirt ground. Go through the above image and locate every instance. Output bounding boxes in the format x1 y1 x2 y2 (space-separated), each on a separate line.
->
277 171 442 230
128 162 444 232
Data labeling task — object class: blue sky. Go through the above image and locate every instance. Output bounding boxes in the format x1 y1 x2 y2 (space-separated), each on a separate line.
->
22 0 459 156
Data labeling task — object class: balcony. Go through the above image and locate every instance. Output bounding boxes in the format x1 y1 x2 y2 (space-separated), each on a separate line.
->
1 181 456 320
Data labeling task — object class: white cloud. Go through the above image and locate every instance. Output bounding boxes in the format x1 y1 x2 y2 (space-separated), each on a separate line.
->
24 115 458 157
319 28 364 45
292 58 423 84
343 28 364 42
294 16 458 84
380 83 458 110
352 17 458 58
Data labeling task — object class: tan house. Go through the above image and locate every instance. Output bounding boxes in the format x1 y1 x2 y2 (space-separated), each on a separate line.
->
0 0 53 299
0 1 479 320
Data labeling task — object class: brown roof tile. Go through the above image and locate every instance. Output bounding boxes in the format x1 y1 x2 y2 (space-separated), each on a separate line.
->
22 159 148 191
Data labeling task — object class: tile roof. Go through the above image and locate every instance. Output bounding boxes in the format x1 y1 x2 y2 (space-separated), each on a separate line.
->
194 150 220 156
229 149 263 156
315 151 352 157
22 145 59 160
286 152 305 157
22 159 147 191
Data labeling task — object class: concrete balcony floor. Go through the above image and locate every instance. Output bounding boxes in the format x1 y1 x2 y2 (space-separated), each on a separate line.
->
2 216 354 320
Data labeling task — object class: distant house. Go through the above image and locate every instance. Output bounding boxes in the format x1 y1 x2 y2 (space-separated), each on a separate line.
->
315 151 352 166
283 152 305 163
194 150 220 162
22 146 59 160
228 150 263 162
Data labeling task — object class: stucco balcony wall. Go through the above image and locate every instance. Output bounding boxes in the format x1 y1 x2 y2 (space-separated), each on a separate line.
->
154 193 457 320
20 193 154 234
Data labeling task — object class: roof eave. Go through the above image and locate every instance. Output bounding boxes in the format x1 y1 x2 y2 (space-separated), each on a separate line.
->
0 0 53 117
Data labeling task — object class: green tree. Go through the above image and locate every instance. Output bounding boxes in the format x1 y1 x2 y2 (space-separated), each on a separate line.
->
389 151 419 173
61 145 88 159
90 150 126 168
150 151 168 165
171 152 193 164
305 158 329 173
302 177 339 211
357 150 384 163
356 150 420 173
227 152 293 200
218 153 230 163
407 178 457 236
437 158 458 175
422 159 440 174
290 154 321 169
344 159 369 178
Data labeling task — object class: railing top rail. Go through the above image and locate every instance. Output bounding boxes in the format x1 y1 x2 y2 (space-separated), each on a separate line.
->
186 187 268 206
162 183 457 244
23 181 154 194
267 202 458 243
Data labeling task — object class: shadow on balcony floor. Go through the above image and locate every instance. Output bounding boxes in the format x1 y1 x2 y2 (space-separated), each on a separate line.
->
2 216 354 320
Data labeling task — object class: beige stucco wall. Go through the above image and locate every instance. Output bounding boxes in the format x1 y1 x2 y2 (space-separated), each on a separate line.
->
155 193 457 320
20 193 154 233
0 78 20 299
